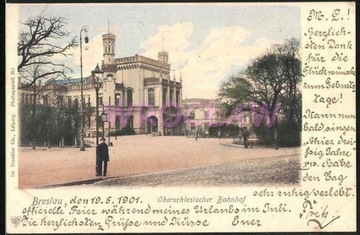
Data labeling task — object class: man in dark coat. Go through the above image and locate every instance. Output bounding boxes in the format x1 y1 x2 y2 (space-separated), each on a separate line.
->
97 137 110 176
242 128 249 149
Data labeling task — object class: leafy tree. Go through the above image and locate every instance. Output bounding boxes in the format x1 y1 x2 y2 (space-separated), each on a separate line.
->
219 38 301 147
20 103 81 146
272 38 302 124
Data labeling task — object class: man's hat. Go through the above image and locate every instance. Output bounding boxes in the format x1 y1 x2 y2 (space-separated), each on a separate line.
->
100 137 106 141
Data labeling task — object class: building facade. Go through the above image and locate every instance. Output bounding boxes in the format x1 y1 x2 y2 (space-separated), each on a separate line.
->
98 32 183 136
182 98 224 137
181 98 254 138
19 31 183 140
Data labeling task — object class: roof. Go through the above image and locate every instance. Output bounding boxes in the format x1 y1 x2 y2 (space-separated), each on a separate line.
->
46 77 87 85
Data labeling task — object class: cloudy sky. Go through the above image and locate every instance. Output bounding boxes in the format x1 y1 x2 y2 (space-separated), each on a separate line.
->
18 3 300 99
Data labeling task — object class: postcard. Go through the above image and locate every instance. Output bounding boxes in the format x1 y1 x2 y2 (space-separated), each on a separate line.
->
6 2 356 233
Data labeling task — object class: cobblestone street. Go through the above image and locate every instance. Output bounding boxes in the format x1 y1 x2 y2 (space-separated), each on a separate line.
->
19 135 301 188
93 154 300 187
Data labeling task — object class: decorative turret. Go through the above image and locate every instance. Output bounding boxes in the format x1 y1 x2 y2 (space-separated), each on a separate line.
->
158 51 169 64
158 36 168 64
102 33 116 65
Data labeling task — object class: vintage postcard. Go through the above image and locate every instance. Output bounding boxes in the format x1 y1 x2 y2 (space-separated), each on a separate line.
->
6 2 356 233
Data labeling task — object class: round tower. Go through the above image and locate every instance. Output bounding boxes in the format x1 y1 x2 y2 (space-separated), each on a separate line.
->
158 51 169 64
102 33 116 65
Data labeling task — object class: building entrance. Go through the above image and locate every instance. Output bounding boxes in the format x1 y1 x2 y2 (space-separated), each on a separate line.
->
146 116 158 133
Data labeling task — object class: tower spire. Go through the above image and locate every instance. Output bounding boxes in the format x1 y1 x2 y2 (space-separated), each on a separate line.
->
158 35 168 64
102 20 116 65
161 35 165 52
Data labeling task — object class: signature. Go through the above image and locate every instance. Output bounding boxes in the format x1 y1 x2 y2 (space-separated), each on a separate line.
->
300 199 340 229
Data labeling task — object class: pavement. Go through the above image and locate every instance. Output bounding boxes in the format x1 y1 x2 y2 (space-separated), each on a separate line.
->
18 135 300 189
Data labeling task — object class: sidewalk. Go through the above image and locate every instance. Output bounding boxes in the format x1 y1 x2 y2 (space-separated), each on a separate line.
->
18 135 300 188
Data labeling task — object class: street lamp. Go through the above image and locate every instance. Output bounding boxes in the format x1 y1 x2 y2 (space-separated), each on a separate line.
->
80 25 89 151
91 63 103 176
101 108 108 139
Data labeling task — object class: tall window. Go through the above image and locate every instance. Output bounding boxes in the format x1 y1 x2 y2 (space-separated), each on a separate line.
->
176 90 180 106
58 96 63 108
115 94 121 106
170 89 173 106
30 94 34 104
115 115 121 130
68 97 72 108
88 115 91 128
128 116 134 129
125 115 134 129
148 88 155 106
163 89 167 106
74 98 79 109
43 95 48 106
127 89 133 107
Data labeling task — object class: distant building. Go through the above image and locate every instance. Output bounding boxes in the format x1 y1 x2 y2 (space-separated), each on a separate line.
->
182 98 254 138
182 98 224 137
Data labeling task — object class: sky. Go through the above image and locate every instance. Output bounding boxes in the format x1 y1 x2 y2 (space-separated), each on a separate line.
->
18 3 300 99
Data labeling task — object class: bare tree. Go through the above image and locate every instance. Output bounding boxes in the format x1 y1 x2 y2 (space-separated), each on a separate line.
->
18 16 77 87
18 16 77 148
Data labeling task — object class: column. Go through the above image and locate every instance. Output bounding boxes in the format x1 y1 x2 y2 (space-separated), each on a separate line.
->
166 85 170 106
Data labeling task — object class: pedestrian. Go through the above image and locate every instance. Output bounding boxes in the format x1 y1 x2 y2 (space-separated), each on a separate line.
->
97 137 110 176
242 128 248 149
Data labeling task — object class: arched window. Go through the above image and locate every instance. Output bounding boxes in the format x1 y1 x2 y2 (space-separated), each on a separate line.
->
115 94 121 106
115 115 121 130
126 89 133 107
125 115 134 129
148 88 155 106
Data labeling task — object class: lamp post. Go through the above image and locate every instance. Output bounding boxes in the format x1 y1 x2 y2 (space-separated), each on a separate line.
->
91 64 103 176
101 108 108 140
108 121 111 145
80 26 89 151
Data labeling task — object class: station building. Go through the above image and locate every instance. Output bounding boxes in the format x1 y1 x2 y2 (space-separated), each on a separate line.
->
19 31 184 138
